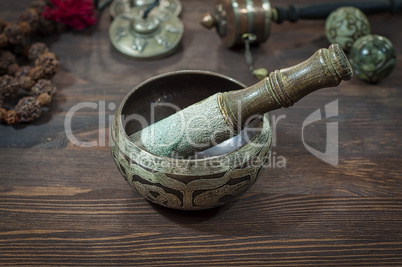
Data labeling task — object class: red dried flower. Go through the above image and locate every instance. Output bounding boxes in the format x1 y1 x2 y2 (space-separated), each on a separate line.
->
42 0 97 30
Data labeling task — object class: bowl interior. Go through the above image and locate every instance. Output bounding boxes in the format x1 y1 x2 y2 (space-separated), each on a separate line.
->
121 71 247 136
113 70 272 177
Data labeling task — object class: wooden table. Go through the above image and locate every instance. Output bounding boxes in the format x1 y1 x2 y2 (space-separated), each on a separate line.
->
1 0 401 265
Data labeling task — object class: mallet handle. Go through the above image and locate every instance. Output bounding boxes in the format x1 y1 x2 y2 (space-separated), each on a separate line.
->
219 44 353 133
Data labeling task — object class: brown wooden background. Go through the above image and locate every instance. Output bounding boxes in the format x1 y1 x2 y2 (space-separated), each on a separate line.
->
1 0 401 265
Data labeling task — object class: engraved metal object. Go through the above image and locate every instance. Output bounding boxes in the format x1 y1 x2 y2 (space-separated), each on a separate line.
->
325 7 371 52
110 0 131 18
349 34 396 83
110 0 182 18
201 0 272 48
109 8 184 59
110 70 272 210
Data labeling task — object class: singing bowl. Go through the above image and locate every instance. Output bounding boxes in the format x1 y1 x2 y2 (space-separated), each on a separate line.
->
110 70 272 210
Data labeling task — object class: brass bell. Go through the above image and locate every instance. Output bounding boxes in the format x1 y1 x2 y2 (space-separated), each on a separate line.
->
109 0 184 59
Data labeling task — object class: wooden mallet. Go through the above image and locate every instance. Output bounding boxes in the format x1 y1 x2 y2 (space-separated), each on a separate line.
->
131 44 353 158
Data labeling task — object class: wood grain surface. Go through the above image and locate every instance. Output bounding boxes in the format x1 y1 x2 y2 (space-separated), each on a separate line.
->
1 0 401 266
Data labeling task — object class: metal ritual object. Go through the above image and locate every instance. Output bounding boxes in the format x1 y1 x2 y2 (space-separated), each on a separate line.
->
109 3 184 59
110 70 272 210
110 0 131 18
201 0 402 48
110 44 353 210
349 34 396 83
325 7 371 52
110 0 182 18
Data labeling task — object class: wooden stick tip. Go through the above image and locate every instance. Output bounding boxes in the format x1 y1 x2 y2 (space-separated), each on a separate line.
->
328 44 353 81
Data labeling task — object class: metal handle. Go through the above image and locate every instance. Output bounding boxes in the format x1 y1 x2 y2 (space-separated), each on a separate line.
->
274 0 401 23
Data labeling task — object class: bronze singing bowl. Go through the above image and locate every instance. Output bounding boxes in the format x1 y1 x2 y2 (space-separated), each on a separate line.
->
110 70 272 210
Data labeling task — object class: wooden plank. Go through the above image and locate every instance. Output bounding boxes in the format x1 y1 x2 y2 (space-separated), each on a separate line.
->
0 0 401 265
0 150 401 265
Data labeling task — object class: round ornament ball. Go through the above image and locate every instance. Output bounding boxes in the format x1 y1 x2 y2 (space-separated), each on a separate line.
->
325 7 370 52
349 34 396 83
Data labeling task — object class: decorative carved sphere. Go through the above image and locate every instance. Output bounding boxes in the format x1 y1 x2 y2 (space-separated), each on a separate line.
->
349 34 396 83
325 7 370 52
